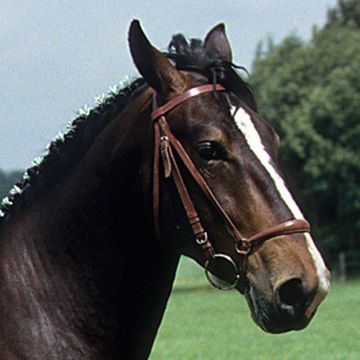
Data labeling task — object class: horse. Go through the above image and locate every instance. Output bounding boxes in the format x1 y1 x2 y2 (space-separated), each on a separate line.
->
0 20 329 359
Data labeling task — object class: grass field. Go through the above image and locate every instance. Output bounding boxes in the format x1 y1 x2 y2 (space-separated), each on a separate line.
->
150 257 360 359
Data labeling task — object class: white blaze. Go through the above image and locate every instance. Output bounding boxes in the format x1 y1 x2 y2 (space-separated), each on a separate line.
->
232 107 329 312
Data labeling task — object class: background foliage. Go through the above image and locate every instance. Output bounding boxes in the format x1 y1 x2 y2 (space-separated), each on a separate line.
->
1 1 359 273
250 0 360 273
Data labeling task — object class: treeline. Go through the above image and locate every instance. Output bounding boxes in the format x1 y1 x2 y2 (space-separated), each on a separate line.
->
250 0 360 274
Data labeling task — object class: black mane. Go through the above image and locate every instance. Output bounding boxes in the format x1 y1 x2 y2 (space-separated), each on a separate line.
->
166 34 257 110
0 78 145 222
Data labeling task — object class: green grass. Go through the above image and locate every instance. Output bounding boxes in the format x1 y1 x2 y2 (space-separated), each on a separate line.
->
150 257 360 359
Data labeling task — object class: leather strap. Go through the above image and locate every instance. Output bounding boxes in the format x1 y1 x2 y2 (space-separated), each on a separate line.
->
151 84 225 121
153 121 161 239
152 84 225 242
246 219 310 248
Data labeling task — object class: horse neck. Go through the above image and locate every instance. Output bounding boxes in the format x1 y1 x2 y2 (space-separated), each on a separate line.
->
0 88 180 359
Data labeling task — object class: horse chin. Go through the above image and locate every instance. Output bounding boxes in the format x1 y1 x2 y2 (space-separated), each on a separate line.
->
243 281 313 334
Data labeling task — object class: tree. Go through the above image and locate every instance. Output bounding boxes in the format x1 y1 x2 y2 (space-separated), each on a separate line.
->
327 0 360 27
250 0 360 273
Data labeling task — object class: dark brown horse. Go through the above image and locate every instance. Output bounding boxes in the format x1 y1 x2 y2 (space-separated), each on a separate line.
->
0 21 329 359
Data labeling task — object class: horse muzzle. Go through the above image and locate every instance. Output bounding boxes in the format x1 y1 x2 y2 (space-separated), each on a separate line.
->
244 275 326 333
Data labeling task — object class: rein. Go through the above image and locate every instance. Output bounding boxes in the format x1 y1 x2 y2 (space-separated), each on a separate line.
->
151 84 310 291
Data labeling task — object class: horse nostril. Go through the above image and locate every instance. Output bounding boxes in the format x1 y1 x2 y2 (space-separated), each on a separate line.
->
276 278 307 311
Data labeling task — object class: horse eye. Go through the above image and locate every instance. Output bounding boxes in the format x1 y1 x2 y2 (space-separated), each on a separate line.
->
197 141 221 161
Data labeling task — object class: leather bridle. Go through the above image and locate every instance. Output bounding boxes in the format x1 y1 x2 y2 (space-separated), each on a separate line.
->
151 84 310 291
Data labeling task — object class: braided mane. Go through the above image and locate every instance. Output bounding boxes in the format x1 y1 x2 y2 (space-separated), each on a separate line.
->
0 77 145 222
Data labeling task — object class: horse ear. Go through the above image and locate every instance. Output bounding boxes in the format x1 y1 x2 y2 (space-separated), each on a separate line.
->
128 20 186 96
204 23 232 62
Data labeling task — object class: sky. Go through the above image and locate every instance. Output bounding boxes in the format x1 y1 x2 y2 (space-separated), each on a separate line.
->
1 0 337 171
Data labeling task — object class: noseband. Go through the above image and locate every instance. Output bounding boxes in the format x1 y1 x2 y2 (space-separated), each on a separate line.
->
151 84 310 291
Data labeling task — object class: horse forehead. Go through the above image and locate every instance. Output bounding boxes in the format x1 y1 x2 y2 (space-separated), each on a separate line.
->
169 92 229 130
190 91 226 111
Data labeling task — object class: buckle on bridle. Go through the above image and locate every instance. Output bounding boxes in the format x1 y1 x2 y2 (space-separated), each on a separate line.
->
196 232 208 245
235 240 251 256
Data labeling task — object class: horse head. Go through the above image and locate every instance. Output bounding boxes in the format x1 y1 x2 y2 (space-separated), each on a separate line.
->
129 20 330 334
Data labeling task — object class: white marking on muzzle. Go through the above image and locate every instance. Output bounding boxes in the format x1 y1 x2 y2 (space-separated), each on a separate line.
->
232 107 329 312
